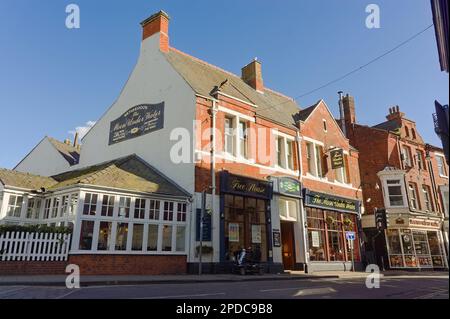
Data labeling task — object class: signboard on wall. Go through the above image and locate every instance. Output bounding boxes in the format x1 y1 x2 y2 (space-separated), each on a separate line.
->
303 189 360 214
330 148 344 169
220 171 273 199
109 103 164 145
277 177 302 198
272 230 281 247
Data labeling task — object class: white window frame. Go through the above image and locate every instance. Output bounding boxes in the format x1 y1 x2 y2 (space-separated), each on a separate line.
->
422 185 434 213
436 154 448 178
6 194 24 218
401 145 412 168
279 198 298 222
224 116 235 156
238 120 248 159
380 178 408 209
408 183 419 210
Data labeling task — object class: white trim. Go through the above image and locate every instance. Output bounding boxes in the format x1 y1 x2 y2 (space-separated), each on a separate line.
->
218 105 255 122
195 150 299 176
302 174 360 191
302 136 325 146
271 129 295 141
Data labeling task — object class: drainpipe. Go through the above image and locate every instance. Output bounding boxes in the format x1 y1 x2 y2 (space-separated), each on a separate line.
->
296 122 309 272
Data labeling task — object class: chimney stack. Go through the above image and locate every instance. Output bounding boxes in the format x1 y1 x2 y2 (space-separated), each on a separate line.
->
141 10 170 53
73 132 79 148
242 58 264 93
386 105 405 121
343 94 356 125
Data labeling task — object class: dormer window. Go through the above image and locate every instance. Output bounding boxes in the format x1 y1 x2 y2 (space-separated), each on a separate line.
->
411 128 416 140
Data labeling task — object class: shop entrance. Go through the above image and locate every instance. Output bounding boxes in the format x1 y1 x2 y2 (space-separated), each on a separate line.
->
281 222 296 270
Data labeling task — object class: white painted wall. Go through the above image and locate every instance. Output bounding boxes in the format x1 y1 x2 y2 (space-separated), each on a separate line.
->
79 34 197 194
15 137 72 176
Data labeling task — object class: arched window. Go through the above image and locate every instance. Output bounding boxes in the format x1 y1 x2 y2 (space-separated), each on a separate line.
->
411 128 416 139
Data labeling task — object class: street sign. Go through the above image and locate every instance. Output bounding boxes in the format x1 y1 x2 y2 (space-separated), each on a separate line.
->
345 231 356 241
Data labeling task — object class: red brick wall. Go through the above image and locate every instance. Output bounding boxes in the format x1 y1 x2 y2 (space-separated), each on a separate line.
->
0 261 68 275
69 255 187 275
299 101 362 201
0 255 186 276
195 95 300 194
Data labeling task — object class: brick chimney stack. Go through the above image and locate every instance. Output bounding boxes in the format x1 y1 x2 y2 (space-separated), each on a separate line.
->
141 10 170 53
242 58 264 93
343 94 356 125
386 105 405 121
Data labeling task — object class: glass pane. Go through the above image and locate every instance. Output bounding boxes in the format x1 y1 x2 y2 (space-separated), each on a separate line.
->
427 231 442 255
328 231 345 261
79 221 94 250
147 224 158 251
132 224 144 251
176 226 186 252
115 223 128 250
162 225 172 252
386 229 402 254
308 229 326 261
98 222 112 251
401 230 414 255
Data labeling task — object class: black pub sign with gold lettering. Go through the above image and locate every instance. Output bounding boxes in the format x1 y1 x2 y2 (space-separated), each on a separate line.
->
303 189 360 214
109 103 164 145
220 171 272 199
330 148 344 169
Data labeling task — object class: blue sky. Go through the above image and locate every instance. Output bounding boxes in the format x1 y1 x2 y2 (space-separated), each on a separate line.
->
0 0 448 169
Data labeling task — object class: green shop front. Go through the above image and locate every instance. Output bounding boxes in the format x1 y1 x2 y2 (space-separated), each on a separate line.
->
219 171 282 273
303 189 363 272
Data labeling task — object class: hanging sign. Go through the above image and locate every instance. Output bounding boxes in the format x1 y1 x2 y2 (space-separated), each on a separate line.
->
330 149 344 169
277 177 302 198
109 103 164 145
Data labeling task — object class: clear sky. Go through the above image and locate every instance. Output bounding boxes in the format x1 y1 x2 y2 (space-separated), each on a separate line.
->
0 0 448 169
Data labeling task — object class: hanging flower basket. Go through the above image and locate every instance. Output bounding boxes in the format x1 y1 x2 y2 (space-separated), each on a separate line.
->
343 218 354 230
325 216 336 225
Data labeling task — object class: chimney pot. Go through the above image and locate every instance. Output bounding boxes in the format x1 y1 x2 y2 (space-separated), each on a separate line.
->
141 10 170 52
73 132 79 148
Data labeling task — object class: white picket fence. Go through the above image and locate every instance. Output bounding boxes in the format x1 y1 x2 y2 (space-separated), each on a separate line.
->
0 232 71 261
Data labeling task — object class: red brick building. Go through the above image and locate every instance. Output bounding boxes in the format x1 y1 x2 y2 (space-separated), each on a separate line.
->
343 95 449 270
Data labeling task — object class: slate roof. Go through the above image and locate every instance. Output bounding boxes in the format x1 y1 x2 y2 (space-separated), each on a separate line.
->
165 48 301 128
372 120 401 132
47 137 80 166
294 100 321 122
1 155 190 197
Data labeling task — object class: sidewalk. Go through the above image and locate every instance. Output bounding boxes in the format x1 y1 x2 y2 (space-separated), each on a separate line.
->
0 270 447 287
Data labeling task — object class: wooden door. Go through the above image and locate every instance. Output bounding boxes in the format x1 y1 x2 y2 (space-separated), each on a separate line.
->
281 222 295 270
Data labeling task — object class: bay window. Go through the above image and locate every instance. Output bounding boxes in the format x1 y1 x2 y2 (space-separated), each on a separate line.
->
149 200 160 220
177 203 187 222
386 179 405 207
79 220 95 250
162 225 173 251
97 221 113 250
176 226 186 252
132 224 144 250
26 198 41 219
43 198 51 219
118 197 131 218
61 195 69 217
115 223 128 250
164 202 174 221
147 224 159 251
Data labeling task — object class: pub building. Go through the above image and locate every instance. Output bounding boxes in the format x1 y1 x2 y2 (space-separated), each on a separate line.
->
343 97 449 270
1 10 364 275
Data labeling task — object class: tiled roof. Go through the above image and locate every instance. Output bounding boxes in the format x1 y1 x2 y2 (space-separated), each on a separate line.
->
50 155 190 197
1 155 190 197
165 48 301 128
0 169 56 190
47 137 80 166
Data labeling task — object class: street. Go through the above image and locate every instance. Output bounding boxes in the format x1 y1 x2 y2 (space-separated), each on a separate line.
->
0 276 448 299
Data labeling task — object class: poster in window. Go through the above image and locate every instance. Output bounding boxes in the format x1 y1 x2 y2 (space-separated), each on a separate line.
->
229 223 239 242
251 225 262 244
311 231 320 248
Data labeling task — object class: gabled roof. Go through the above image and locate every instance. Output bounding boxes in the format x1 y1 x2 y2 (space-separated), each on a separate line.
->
165 48 301 128
0 169 56 190
1 155 190 197
294 100 321 122
47 137 80 166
